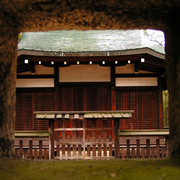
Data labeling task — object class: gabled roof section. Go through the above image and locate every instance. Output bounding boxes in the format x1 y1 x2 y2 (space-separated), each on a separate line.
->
18 30 165 55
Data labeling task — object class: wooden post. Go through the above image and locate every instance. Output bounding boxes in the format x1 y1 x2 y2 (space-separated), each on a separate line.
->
92 144 96 157
136 139 140 158
87 145 90 157
111 88 116 146
126 139 130 158
109 144 112 156
62 120 65 142
83 118 86 159
19 140 23 158
146 139 150 158
29 140 33 159
104 144 107 157
62 145 65 156
114 118 119 158
111 88 116 111
156 139 160 158
72 120 77 141
73 145 76 156
98 144 101 157
49 119 54 159
165 136 169 157
67 145 71 156
39 140 42 159
57 144 60 157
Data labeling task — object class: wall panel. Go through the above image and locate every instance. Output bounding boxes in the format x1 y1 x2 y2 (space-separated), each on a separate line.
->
116 89 160 130
16 92 33 131
16 91 55 131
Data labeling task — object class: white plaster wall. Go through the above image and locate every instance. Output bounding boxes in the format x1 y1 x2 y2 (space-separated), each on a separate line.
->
116 77 158 87
115 64 135 74
59 65 111 82
16 79 54 87
35 65 54 74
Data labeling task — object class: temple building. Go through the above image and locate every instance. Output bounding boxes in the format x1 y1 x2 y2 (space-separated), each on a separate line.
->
15 30 166 159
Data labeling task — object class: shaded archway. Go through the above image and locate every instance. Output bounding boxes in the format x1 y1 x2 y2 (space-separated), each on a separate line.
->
0 0 180 157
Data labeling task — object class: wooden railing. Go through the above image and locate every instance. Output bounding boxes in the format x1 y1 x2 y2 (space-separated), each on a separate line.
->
14 131 49 159
15 140 49 159
14 130 169 159
118 130 169 158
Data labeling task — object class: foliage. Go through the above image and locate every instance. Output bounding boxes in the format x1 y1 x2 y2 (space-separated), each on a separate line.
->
163 90 169 128
18 33 22 43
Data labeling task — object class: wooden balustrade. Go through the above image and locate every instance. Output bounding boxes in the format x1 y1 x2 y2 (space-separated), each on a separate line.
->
14 135 169 160
15 140 49 159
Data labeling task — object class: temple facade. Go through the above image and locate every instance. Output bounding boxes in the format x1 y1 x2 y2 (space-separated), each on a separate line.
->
16 30 166 140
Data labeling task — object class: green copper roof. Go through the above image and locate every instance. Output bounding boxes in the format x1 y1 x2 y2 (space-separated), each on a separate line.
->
18 30 165 54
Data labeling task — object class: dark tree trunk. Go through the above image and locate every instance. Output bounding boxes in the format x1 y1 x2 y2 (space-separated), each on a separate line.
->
165 9 180 157
0 17 18 157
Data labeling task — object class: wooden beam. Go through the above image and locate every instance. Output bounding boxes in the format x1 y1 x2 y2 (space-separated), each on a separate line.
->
35 110 134 114
111 88 116 111
54 128 113 131
83 118 86 159
55 128 83 131
115 73 158 78
54 65 59 88
17 74 54 79
135 61 141 72
114 119 120 158
111 65 115 87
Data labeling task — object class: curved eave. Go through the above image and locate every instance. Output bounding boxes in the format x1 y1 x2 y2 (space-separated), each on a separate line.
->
18 47 165 60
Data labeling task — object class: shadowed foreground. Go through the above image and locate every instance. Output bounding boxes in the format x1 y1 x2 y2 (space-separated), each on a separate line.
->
0 158 180 180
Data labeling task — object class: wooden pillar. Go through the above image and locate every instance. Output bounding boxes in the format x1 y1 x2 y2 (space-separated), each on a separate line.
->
146 139 150 158
19 140 23 158
83 118 86 159
165 136 169 157
126 139 130 158
111 88 116 111
83 88 87 159
54 65 59 89
29 140 33 159
156 139 160 158
114 118 120 158
136 139 140 158
111 87 117 156
39 140 43 159
49 119 54 159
